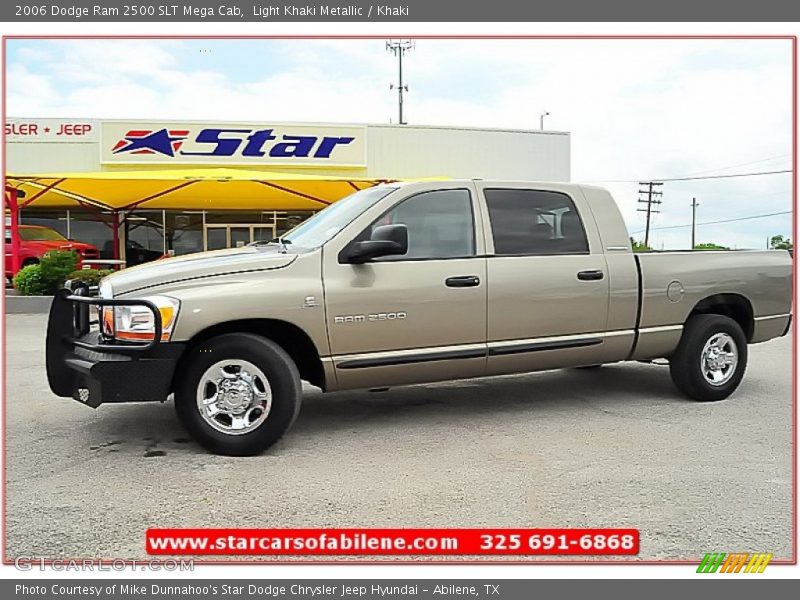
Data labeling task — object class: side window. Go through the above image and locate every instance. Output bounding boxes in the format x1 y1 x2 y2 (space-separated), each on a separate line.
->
484 188 589 256
368 189 476 260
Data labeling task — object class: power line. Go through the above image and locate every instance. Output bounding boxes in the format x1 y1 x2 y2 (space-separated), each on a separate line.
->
591 169 792 184
667 154 791 179
630 210 791 235
698 188 790 201
658 169 792 182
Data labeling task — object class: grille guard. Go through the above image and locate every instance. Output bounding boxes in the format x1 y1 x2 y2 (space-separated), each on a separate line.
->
45 283 184 403
58 282 164 353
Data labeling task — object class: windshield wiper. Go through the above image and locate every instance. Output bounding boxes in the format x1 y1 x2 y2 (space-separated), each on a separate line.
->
248 237 292 252
274 236 292 253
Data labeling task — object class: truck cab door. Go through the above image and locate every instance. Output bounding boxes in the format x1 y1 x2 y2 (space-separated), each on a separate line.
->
476 183 612 375
322 184 488 390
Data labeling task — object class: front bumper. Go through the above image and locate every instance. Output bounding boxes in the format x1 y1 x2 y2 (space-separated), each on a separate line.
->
46 288 185 408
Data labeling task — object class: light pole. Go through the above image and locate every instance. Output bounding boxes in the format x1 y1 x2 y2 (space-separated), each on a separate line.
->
540 111 550 130
387 40 414 125
691 197 699 250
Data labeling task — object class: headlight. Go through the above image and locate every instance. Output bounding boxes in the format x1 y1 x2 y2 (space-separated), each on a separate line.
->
101 295 180 342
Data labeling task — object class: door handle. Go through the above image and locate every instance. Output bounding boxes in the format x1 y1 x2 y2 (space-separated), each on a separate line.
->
577 270 604 281
445 275 480 288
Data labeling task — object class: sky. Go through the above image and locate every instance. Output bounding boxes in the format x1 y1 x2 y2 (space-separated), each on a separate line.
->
6 38 793 250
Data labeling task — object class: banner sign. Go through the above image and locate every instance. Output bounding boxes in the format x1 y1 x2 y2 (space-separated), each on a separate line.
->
5 118 99 143
100 121 367 166
5 0 800 21
145 527 640 556
6 579 771 600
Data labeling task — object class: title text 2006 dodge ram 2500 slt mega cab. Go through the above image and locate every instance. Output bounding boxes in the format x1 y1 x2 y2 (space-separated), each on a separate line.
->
46 181 792 455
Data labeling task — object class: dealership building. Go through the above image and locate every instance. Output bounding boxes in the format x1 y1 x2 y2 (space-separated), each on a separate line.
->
6 117 570 265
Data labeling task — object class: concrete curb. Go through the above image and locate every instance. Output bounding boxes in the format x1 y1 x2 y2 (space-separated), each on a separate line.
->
5 295 53 314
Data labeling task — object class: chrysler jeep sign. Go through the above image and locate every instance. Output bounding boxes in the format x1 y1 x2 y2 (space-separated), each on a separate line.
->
101 121 367 166
6 118 99 142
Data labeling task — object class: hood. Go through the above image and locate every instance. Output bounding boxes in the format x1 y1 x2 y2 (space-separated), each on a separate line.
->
104 245 296 296
30 240 95 251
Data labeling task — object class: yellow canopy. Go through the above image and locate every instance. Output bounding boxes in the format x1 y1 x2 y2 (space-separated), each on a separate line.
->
6 168 389 212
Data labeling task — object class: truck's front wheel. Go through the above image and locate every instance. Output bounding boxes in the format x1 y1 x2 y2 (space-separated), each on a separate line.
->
669 314 747 401
174 333 302 455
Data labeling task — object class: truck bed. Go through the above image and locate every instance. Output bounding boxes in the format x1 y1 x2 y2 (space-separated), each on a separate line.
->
630 249 792 360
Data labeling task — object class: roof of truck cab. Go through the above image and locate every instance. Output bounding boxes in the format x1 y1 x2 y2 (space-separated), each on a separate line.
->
386 179 589 189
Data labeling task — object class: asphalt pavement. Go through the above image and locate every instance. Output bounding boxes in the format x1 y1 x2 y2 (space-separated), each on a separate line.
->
4 314 793 562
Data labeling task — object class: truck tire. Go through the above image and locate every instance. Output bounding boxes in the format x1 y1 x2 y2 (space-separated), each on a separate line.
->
669 314 747 401
174 333 302 456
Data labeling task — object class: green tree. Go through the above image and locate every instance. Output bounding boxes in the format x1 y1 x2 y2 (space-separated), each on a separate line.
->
630 237 651 252
693 242 730 251
770 235 793 251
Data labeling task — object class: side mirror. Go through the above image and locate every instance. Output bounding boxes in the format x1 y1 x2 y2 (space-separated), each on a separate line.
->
343 224 408 264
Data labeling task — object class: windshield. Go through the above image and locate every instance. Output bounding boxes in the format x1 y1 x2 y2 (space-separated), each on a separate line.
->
19 227 68 242
282 186 397 248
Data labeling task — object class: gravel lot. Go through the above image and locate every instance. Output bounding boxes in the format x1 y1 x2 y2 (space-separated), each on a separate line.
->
4 313 793 562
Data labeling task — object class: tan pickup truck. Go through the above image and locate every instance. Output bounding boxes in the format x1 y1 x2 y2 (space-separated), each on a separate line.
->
46 181 792 455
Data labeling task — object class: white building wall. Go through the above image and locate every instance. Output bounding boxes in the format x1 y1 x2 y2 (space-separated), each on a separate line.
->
365 125 570 181
7 142 99 173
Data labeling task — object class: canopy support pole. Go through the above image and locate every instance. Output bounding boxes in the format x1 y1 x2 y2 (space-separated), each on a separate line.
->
5 188 21 277
120 180 199 211
20 178 66 208
254 181 331 206
112 212 120 261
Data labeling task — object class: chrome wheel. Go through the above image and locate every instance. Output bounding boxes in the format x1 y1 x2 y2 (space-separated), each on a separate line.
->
196 360 272 435
700 332 738 386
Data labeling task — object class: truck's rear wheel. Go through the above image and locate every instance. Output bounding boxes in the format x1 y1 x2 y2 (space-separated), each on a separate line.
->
669 314 747 401
174 333 302 456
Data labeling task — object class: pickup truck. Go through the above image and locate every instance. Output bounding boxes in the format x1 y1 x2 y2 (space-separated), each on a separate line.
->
5 225 99 280
46 181 792 455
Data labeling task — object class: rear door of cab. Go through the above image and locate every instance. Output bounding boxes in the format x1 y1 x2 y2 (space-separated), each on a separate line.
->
475 182 612 374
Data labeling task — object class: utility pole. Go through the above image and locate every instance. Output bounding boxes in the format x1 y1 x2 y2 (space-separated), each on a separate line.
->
386 40 414 125
691 197 699 250
637 181 663 249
